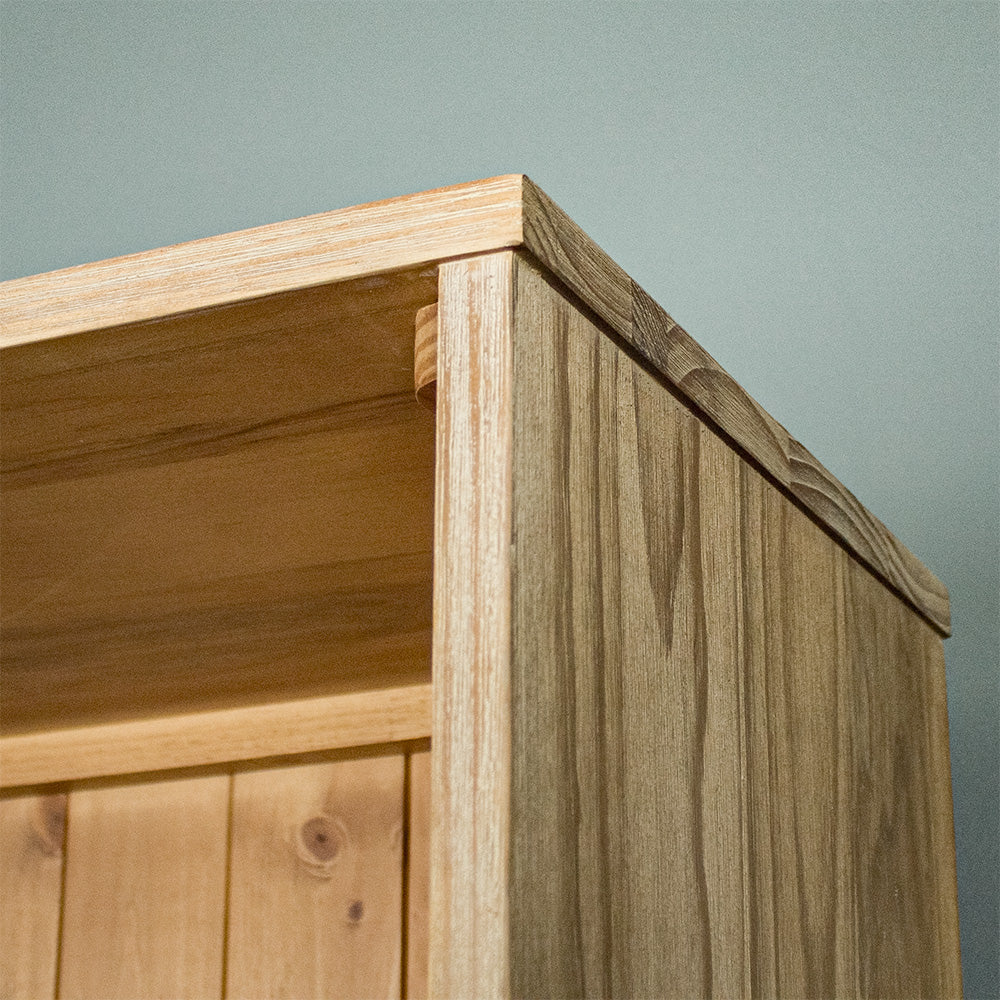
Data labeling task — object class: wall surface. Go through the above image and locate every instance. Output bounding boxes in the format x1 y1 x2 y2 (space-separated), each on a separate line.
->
1 3 996 995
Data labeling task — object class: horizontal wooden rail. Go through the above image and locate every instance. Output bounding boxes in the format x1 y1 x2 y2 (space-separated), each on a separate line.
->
0 683 432 788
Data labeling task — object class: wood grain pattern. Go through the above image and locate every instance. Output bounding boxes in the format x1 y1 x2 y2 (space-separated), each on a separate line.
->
226 755 405 1000
0 176 522 347
430 252 514 998
1 175 947 634
405 749 431 1000
2 271 436 733
414 302 438 407
520 177 950 636
739 474 963 998
59 773 229 999
0 793 66 999
504 253 960 997
510 256 746 998
0 683 431 788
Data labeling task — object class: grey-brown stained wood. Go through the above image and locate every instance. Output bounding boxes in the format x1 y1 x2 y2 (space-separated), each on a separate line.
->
496 253 959 997
226 754 405 999
58 774 229 999
739 476 962 997
509 256 746 998
0 793 66 999
518 177 950 636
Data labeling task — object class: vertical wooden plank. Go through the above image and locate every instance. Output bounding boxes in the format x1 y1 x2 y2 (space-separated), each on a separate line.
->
59 773 229 1000
226 754 405 1000
840 556 963 998
508 255 746 998
0 793 66 999
740 472 848 998
740 456 963 998
405 749 431 1000
431 252 514 998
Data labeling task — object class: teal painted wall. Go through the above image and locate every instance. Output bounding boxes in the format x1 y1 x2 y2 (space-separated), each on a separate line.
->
2 3 996 994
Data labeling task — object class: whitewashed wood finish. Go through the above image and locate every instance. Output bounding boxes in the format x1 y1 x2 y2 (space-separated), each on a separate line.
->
430 252 514 998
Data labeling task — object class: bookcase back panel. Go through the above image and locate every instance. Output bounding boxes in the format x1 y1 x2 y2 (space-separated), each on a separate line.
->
0 745 430 999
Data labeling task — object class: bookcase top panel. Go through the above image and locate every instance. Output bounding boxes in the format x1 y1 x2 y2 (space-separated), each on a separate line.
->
0 175 949 634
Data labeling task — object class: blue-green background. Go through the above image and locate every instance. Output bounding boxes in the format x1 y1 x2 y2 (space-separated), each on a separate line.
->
2 3 996 994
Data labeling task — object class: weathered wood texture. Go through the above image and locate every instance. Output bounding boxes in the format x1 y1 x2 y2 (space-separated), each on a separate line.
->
502 254 960 998
1 175 948 635
0 682 431 788
739 473 963 999
406 748 432 1000
2 270 436 734
0 793 66 999
227 754 405 1000
430 252 514 998
519 178 949 636
59 774 229 999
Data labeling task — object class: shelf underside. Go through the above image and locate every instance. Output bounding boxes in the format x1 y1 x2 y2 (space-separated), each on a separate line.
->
1 266 438 735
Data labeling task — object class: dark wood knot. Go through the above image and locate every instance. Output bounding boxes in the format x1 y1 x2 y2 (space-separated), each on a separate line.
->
299 815 340 862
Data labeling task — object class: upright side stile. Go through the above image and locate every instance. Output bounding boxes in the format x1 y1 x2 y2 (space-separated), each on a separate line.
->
431 252 515 999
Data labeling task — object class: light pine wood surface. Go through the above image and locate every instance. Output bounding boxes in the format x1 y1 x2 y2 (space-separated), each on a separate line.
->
59 774 229 1000
496 253 960 998
430 252 514 999
1 747 427 999
2 269 436 734
226 755 405 1000
0 683 431 788
0 793 66 999
406 749 432 1000
0 177 521 347
1 175 947 634
0 177 958 999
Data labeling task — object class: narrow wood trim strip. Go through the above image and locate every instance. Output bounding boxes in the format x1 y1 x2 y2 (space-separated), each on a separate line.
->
0 683 432 788
430 252 514 998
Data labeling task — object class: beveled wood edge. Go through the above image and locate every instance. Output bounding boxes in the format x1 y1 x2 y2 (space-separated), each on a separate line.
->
518 178 950 636
0 683 432 789
0 173 949 633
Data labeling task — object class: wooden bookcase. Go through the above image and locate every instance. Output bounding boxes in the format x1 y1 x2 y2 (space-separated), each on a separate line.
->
0 176 961 998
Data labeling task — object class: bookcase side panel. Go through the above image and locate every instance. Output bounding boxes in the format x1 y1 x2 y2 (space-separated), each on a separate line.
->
509 256 746 998
508 254 960 998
